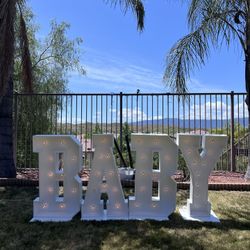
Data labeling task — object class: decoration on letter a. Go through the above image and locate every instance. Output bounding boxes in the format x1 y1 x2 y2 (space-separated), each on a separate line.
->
81 134 128 220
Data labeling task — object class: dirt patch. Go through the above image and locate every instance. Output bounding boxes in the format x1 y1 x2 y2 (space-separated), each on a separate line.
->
16 168 249 183
209 171 248 183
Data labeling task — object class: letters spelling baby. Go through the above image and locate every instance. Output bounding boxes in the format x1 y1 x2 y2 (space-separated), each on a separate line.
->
31 133 227 222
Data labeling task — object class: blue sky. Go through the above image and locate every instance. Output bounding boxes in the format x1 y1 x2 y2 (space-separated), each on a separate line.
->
29 0 245 94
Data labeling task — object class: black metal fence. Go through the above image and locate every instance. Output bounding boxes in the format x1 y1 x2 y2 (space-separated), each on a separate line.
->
14 91 249 172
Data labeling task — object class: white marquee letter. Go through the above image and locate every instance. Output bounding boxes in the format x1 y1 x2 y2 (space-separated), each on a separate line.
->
129 134 178 220
177 134 227 222
31 135 82 222
81 134 128 220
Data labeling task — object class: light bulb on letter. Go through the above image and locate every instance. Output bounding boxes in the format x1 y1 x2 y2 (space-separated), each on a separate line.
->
48 171 54 177
115 203 121 209
60 203 66 209
108 171 114 177
43 140 48 145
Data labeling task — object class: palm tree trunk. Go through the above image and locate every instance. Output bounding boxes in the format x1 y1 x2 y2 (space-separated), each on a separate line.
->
245 0 250 179
0 78 16 178
0 0 16 178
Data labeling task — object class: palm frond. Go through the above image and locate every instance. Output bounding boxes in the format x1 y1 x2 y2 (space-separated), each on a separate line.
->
188 0 247 32
0 0 16 97
104 0 145 31
164 0 247 93
164 21 211 93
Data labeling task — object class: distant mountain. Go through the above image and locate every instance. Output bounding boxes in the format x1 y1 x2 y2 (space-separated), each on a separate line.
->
133 118 248 130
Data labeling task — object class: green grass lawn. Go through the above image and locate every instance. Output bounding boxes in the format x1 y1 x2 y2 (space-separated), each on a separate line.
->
0 187 250 250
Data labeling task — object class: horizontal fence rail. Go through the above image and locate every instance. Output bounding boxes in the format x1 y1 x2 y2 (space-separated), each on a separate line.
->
14 92 249 172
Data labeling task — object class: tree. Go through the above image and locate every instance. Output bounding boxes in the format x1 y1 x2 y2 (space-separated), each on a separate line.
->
164 0 250 177
14 6 85 93
15 8 86 168
0 0 145 177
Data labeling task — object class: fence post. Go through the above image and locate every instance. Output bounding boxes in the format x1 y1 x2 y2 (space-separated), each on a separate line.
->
119 92 123 162
230 91 236 172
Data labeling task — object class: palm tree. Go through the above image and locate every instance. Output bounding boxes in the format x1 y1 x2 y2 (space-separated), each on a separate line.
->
0 0 145 178
164 0 250 177
0 0 32 177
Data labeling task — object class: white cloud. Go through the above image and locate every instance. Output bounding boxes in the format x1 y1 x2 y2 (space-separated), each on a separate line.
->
69 47 238 94
83 63 164 92
234 102 249 118
68 48 166 93
108 107 163 122
121 108 147 122
186 101 248 120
